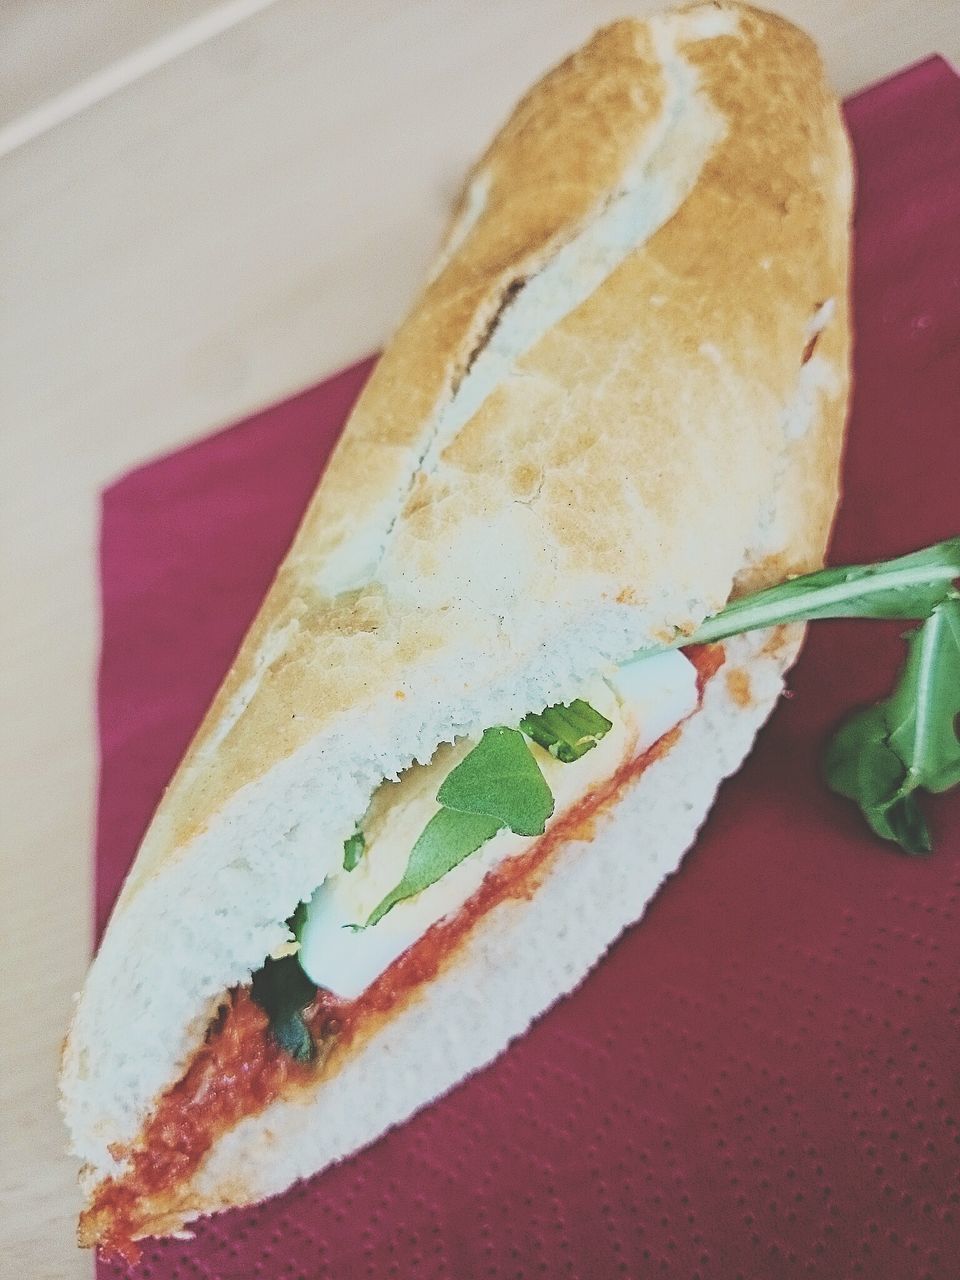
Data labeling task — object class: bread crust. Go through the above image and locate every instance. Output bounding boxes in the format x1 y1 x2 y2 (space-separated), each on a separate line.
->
61 2 853 1241
112 1 850 871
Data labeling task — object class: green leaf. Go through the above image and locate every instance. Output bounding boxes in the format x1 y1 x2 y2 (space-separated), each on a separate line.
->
824 704 902 810
437 727 555 836
287 900 309 943
363 729 554 926
887 597 960 793
343 826 366 872
881 793 932 854
519 698 613 763
365 807 501 926
269 1007 316 1062
824 596 960 854
684 538 960 647
824 705 930 853
250 954 317 1062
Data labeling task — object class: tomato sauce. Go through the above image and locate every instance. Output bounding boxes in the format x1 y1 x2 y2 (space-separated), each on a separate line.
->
88 644 723 1254
82 988 343 1258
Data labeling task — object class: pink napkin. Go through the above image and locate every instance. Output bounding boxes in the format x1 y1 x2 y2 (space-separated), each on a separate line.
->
96 58 960 1279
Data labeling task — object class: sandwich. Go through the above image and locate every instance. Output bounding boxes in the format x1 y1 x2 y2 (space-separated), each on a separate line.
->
61 2 854 1255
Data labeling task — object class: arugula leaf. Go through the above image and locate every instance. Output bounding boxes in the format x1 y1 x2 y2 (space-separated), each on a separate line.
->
825 705 931 853
683 538 960 647
250 954 317 1062
343 826 365 872
269 1005 315 1063
824 596 960 854
365 808 501 927
887 597 960 793
520 699 613 763
366 728 555 925
287 899 309 942
651 535 958 854
437 727 554 836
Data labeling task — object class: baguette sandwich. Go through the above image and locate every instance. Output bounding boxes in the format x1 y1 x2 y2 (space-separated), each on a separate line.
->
61 2 853 1254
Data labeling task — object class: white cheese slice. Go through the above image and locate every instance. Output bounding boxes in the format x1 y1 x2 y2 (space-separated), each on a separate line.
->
298 650 698 999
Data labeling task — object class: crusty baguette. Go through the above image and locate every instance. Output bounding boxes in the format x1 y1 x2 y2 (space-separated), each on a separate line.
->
61 1 853 1245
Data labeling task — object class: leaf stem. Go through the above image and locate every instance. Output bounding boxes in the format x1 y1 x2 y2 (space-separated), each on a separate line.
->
688 561 960 646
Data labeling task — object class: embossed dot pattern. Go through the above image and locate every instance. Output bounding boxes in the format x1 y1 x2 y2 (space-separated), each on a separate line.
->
95 59 960 1280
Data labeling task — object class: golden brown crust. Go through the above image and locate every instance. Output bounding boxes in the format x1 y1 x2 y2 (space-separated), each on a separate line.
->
120 4 850 882
117 18 674 889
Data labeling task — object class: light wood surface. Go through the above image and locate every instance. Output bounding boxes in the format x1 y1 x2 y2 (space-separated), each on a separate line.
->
3 3 957 1276
1 0 222 127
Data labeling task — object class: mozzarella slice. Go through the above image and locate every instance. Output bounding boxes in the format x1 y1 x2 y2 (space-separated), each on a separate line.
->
298 650 698 999
605 647 701 745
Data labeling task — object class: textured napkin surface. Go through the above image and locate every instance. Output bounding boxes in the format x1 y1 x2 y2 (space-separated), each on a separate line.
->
96 59 960 1280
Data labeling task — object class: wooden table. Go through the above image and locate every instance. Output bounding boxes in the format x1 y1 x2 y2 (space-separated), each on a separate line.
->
3 3 957 1274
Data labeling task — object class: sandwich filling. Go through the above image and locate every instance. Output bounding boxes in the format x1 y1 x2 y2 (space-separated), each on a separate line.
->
85 644 724 1254
297 648 700 999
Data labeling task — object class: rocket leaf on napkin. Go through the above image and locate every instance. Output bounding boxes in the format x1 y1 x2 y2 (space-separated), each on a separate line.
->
619 536 960 853
825 595 960 853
